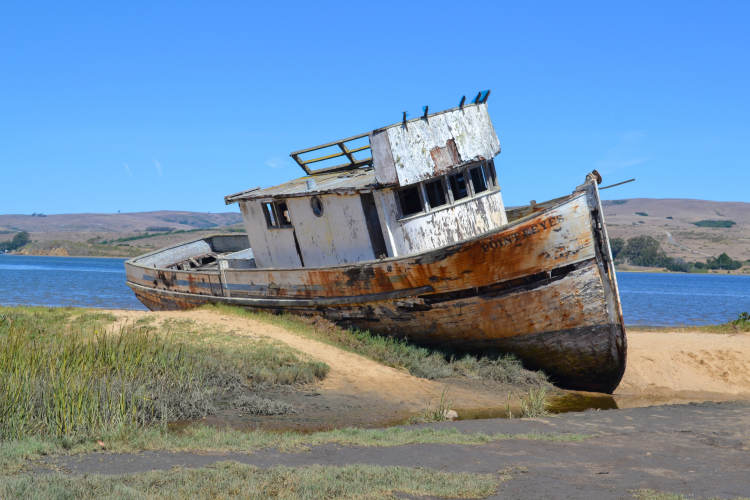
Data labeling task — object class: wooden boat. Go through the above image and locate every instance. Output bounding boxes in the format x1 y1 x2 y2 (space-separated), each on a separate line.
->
125 91 627 393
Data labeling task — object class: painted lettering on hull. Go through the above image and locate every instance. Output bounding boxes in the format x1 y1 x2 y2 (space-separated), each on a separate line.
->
481 215 564 253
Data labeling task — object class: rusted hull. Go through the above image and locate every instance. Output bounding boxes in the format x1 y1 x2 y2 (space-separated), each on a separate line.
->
125 180 626 393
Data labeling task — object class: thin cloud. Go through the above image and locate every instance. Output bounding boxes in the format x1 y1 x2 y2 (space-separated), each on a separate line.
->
153 158 163 177
594 131 649 174
594 158 647 170
265 157 288 168
123 162 132 176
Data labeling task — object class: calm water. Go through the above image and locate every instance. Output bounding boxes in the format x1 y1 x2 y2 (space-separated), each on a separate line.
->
0 255 147 310
0 255 748 324
617 271 750 326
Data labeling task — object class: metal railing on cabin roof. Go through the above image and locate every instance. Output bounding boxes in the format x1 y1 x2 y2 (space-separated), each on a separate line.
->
290 132 373 176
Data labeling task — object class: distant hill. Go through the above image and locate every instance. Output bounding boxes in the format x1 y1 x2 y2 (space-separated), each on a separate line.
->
1 201 748 264
0 211 245 257
601 198 750 264
0 210 242 234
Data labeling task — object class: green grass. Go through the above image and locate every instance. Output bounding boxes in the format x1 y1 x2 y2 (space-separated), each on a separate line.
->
0 462 504 500
208 304 549 387
0 306 328 442
1 426 589 475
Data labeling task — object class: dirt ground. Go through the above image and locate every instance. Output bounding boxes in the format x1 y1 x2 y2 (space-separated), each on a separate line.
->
616 330 750 400
110 308 542 430
106 309 750 430
39 401 750 499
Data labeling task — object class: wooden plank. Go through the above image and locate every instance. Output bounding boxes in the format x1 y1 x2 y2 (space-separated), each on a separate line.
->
370 129 398 185
290 132 371 156
128 282 434 307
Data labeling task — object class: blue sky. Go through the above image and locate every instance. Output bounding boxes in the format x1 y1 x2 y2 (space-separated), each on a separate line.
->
1 1 748 215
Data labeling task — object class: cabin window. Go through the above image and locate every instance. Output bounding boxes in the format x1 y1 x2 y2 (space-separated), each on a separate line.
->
469 165 488 194
486 160 498 188
397 186 423 218
275 202 293 227
424 179 447 209
310 196 324 217
262 201 293 229
448 171 469 201
262 203 278 228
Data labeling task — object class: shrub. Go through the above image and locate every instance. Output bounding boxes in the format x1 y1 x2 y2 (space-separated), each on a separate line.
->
0 231 30 252
692 220 735 228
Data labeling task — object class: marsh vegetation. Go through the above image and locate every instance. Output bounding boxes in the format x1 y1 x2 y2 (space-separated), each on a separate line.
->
0 306 329 442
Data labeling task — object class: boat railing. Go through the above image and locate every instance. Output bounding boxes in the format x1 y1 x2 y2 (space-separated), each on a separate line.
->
290 132 373 176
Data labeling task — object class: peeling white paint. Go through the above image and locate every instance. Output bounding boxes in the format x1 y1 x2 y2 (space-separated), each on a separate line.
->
240 201 302 269
377 188 508 256
287 194 375 267
372 103 501 187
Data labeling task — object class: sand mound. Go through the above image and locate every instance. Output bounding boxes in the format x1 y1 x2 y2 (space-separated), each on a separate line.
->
618 330 750 397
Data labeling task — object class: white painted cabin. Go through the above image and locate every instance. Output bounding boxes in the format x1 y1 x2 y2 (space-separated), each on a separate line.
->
224 93 507 269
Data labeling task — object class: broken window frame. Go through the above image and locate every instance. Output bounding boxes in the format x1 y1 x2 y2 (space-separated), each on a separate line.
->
468 164 489 195
448 170 471 201
423 178 448 211
395 185 425 219
394 160 500 221
485 159 499 189
261 200 294 229
262 203 278 228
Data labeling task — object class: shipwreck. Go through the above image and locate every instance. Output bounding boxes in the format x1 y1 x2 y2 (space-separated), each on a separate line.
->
125 91 627 393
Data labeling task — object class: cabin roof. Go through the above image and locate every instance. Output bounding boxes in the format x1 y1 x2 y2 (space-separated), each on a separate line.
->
225 91 496 205
225 167 377 204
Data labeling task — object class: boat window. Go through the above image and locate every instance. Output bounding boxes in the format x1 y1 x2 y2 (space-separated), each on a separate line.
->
448 171 469 201
310 196 324 217
424 179 447 209
469 165 488 194
486 160 498 188
275 202 293 227
262 203 278 228
397 186 423 218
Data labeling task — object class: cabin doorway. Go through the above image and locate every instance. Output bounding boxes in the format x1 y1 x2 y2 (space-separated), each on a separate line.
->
360 193 389 258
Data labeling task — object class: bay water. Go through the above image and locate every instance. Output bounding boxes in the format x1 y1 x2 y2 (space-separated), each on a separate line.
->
0 255 748 325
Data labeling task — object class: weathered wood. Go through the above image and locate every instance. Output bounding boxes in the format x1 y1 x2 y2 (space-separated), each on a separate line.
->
384 103 501 186
128 282 434 307
370 129 398 185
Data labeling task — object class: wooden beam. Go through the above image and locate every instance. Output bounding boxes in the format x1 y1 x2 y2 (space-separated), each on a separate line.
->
128 281 434 307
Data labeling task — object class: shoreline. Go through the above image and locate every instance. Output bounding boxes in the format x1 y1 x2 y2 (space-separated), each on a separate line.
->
617 268 750 276
0 302 742 329
0 253 131 260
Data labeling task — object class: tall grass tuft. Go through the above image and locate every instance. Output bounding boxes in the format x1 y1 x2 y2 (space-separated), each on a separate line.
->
0 307 329 440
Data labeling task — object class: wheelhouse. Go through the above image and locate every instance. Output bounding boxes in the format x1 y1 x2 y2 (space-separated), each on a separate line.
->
224 91 507 269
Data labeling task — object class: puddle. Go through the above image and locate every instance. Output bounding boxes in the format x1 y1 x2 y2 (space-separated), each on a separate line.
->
167 391 745 433
452 391 741 421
